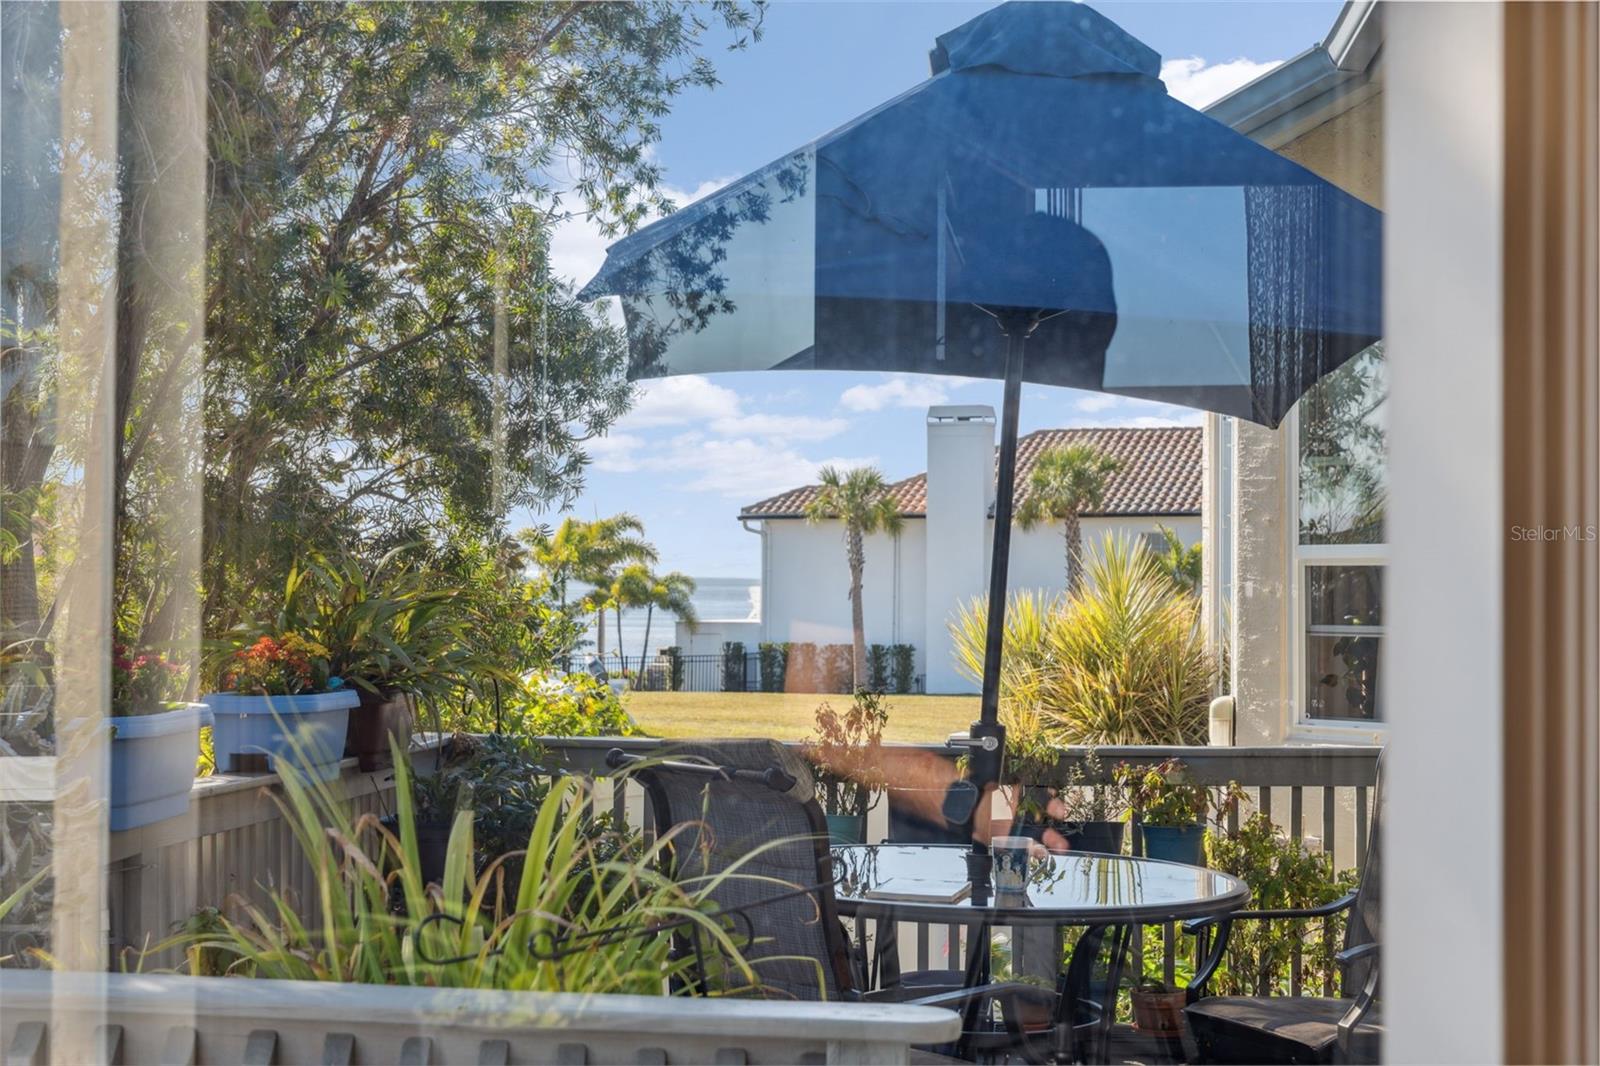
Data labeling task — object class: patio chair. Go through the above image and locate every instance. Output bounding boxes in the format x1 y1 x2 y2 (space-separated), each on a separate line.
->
606 739 1055 1063
1181 760 1385 1065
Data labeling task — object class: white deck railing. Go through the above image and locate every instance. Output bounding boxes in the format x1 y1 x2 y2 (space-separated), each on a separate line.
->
0 970 960 1065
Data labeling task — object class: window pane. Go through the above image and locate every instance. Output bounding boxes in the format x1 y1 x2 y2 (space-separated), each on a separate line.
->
1298 343 1387 544
1305 565 1383 720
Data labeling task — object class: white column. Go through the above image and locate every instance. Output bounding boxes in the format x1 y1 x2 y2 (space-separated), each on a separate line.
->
922 406 996 694
1384 3 1505 1061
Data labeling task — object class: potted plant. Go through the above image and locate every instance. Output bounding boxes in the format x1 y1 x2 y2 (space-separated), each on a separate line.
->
1121 759 1209 866
264 552 481 772
802 689 889 844
108 645 209 830
1059 748 1128 854
1131 975 1189 1037
204 634 358 779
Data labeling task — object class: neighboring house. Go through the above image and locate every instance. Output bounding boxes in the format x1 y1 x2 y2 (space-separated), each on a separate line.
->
1202 0 1387 749
705 410 1201 694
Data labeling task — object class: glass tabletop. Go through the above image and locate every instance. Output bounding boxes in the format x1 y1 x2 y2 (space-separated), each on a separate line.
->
832 844 1251 925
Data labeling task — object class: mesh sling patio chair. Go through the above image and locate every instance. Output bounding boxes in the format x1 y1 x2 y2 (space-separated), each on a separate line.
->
607 739 1057 1063
1181 756 1385 1065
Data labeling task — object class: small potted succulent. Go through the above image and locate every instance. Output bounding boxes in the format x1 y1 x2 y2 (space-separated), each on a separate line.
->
108 645 209 830
204 633 358 778
1121 758 1209 866
802 689 889 844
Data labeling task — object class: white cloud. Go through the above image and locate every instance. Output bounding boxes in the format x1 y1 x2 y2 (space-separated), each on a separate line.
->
839 375 952 413
584 432 646 473
710 412 848 441
619 375 742 428
1074 392 1120 413
589 429 875 501
1160 56 1284 109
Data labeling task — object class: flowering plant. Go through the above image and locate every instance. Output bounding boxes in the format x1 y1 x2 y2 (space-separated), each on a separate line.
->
111 645 190 716
223 635 334 696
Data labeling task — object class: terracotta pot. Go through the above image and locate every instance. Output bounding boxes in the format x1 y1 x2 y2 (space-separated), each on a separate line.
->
1131 988 1189 1036
344 688 415 772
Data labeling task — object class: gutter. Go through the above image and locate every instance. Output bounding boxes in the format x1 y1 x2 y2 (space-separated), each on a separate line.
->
1204 0 1382 147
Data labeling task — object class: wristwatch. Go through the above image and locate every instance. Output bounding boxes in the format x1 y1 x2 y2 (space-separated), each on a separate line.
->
940 778 980 828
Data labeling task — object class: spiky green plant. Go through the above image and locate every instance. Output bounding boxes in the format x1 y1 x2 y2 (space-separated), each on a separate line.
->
170 740 762 995
951 534 1214 746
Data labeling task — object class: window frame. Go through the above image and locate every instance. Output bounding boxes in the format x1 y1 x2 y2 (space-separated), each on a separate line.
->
1287 404 1391 738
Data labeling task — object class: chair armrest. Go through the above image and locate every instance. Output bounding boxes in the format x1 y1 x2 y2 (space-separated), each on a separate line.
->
1186 891 1358 934
1335 943 1381 1060
1335 941 1379 967
906 981 1048 1012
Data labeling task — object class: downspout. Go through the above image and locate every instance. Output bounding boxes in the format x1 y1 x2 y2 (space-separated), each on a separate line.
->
739 518 766 643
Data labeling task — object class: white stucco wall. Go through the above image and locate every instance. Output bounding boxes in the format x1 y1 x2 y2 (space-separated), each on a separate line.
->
758 520 926 652
755 512 1200 694
1002 516 1202 599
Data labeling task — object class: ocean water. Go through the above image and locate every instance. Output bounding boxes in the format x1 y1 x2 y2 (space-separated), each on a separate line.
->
577 576 758 663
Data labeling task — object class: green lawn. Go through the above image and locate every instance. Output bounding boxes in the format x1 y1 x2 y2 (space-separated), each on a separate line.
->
623 690 980 743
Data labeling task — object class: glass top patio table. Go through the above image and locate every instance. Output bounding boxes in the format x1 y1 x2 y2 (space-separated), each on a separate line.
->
831 844 1251 926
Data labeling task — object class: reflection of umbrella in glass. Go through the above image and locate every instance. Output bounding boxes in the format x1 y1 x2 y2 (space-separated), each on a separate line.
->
580 2 1382 889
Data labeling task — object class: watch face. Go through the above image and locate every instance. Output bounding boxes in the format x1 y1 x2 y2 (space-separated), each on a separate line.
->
942 779 980 827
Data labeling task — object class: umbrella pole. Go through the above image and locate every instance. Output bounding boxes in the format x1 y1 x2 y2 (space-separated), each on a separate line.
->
964 309 1040 896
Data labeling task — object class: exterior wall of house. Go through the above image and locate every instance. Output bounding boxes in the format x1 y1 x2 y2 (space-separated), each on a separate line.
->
750 511 1200 695
1002 516 1202 598
757 519 926 652
1223 78 1384 747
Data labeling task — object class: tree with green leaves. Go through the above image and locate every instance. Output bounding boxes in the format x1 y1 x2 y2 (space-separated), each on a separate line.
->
193 1 761 634
526 514 657 661
1015 443 1122 595
1151 524 1202 595
803 466 903 689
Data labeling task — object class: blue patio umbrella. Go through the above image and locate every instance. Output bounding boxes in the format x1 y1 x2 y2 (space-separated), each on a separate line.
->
581 2 1382 887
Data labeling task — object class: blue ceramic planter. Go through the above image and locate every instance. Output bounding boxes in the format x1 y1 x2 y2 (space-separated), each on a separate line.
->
826 813 866 846
204 690 360 779
109 703 209 831
1140 823 1207 866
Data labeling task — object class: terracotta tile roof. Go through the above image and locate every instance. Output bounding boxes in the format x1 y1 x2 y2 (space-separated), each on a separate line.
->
741 426 1201 519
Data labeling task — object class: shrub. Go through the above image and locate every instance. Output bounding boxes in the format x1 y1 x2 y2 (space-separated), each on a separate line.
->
951 535 1213 745
721 641 746 691
1205 814 1360 996
498 674 638 738
659 646 684 691
758 642 790 692
866 644 890 691
821 643 854 692
890 643 916 694
787 642 819 692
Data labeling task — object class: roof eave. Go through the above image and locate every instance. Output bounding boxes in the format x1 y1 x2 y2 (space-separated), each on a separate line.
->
1203 1 1383 148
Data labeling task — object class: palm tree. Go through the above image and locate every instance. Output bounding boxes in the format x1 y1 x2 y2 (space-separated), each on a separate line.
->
524 514 657 660
639 570 698 677
1150 524 1202 595
1015 443 1122 595
803 465 903 689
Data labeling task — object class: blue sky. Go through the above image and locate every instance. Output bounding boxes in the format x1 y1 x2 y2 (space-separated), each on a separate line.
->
536 1 1342 578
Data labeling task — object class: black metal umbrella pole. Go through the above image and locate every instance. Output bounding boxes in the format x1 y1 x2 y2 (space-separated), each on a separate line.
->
955 307 1048 895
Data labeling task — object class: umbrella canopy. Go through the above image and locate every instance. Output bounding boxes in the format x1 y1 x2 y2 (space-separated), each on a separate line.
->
581 1 1383 428
580 2 1384 887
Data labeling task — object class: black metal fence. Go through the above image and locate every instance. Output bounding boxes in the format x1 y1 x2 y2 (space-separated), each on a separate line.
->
560 650 925 695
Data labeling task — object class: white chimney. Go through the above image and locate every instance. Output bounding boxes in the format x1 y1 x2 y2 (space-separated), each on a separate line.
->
923 405 995 694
